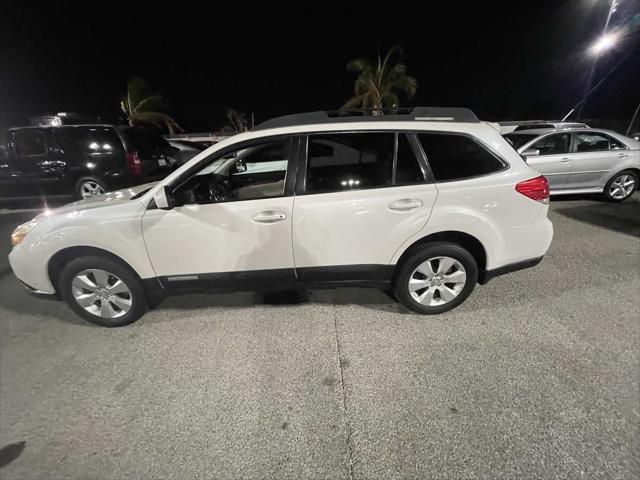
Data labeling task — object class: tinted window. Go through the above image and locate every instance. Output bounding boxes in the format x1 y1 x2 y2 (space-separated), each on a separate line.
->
609 137 626 150
174 139 290 205
531 133 570 155
504 133 537 150
306 133 394 193
418 133 505 181
81 127 122 153
574 132 613 152
14 130 47 156
395 134 424 184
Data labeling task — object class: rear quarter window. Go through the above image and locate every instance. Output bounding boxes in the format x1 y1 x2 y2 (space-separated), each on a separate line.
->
57 127 124 155
418 133 506 182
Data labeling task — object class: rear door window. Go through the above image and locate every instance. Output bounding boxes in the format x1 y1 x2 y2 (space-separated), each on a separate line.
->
395 134 425 184
305 133 395 194
417 133 505 181
304 132 426 194
573 132 615 153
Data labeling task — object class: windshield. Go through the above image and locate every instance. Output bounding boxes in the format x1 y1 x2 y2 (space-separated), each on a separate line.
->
504 133 537 150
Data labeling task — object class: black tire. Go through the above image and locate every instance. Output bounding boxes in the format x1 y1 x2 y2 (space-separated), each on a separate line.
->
603 170 638 203
58 255 147 327
394 243 478 315
74 176 108 200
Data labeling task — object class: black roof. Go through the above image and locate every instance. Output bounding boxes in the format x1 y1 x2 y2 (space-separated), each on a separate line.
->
254 107 479 131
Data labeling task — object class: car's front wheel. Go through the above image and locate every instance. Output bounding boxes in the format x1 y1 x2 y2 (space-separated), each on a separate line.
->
394 243 478 314
59 255 147 327
604 170 637 202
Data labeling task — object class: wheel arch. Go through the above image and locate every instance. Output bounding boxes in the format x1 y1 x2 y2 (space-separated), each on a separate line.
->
48 246 142 293
392 231 488 285
605 166 640 184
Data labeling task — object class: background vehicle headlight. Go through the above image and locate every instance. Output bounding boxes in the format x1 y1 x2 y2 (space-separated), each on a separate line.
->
11 219 41 246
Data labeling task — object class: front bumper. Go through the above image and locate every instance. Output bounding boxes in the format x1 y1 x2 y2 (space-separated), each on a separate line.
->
8 245 56 294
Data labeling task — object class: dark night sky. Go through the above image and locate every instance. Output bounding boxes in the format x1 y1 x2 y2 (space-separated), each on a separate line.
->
1 0 639 131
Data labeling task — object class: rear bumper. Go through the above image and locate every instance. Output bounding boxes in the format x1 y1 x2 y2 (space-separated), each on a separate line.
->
479 256 543 284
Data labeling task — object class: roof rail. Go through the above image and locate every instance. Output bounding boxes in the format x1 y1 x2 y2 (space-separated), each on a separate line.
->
253 107 479 131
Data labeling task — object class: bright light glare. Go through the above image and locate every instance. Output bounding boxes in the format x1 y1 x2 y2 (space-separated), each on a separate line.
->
591 32 618 55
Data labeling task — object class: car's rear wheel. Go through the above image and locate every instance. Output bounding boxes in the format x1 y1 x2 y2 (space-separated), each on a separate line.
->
75 176 107 200
394 243 478 314
59 255 146 327
603 170 637 202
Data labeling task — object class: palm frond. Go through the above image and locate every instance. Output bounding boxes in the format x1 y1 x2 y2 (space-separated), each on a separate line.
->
346 58 370 72
132 111 183 134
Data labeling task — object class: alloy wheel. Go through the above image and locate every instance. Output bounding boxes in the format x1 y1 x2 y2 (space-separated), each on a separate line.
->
408 256 467 306
71 269 132 318
80 181 106 199
609 174 635 200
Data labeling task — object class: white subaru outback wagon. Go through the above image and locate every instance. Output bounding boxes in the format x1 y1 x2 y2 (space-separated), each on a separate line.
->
9 108 553 326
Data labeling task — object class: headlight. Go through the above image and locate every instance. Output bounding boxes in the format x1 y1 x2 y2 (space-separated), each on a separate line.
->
11 218 42 246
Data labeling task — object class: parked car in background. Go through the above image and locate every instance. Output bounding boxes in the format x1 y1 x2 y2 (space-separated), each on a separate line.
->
0 124 176 200
505 128 640 201
167 140 207 165
498 121 589 134
9 107 553 326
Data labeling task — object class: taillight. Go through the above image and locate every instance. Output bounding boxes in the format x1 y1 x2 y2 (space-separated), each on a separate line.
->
516 175 550 203
126 151 142 176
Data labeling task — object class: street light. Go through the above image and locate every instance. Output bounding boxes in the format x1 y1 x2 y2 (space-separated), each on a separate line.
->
590 31 619 55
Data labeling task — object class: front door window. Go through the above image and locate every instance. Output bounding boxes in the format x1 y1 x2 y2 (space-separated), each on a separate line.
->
173 139 291 205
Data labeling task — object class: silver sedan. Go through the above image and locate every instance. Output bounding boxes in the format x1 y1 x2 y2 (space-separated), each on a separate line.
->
505 128 640 202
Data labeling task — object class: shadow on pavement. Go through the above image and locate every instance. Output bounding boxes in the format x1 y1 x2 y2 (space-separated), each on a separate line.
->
554 197 640 238
0 271 404 327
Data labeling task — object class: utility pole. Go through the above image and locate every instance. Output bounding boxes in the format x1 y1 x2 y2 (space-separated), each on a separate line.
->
626 100 640 136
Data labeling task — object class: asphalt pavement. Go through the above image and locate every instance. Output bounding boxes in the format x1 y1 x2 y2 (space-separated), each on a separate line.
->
0 194 638 479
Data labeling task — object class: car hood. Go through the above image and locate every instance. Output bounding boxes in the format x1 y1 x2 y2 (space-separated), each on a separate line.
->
44 182 158 216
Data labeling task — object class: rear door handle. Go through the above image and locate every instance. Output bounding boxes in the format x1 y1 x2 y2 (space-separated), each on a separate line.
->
618 153 628 158
388 198 423 211
560 157 571 163
252 211 287 224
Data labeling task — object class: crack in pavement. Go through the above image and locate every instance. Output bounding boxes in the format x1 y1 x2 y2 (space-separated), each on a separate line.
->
332 302 355 480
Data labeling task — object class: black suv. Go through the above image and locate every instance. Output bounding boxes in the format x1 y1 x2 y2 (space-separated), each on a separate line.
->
0 124 176 200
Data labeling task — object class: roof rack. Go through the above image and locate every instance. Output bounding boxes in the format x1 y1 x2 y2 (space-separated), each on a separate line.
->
253 107 479 131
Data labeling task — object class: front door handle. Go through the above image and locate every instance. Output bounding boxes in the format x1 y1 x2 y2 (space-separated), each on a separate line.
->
618 152 628 158
252 211 287 224
388 198 423 211
560 157 571 163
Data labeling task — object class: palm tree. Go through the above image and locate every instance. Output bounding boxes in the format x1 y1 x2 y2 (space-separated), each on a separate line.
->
342 46 417 113
120 77 183 133
225 108 249 133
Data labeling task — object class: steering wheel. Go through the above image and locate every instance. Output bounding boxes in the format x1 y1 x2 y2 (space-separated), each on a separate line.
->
207 177 233 203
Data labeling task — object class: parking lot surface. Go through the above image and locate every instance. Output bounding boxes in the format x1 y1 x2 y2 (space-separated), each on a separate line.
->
0 195 639 479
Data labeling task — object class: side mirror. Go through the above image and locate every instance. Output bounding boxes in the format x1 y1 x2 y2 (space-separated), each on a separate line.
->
235 159 247 173
521 148 540 158
153 186 175 210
